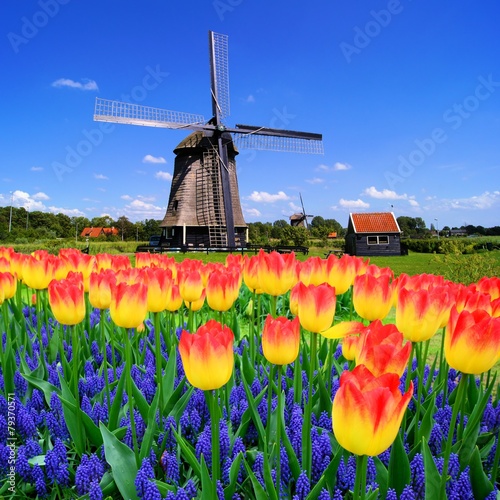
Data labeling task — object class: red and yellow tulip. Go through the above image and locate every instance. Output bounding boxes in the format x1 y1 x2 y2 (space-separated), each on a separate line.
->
48 274 86 325
178 319 234 390
396 286 451 342
355 320 412 377
262 314 300 365
257 250 298 297
110 281 148 329
206 268 241 312
89 269 116 310
353 273 394 321
295 282 336 333
332 364 413 456
445 306 500 375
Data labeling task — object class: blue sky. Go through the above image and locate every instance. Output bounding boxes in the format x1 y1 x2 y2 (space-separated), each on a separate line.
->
1 0 499 230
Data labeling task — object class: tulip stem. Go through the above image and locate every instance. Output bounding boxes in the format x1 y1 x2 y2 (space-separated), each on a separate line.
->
276 365 282 497
302 331 317 480
490 429 500 486
266 364 275 449
353 454 368 499
100 310 111 412
249 290 256 367
206 389 220 496
154 312 164 417
439 372 468 500
124 328 140 467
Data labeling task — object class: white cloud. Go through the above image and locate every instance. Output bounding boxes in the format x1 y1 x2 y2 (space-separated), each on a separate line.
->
334 162 351 171
155 171 172 181
245 95 255 103
246 190 290 203
31 166 43 172
143 154 167 164
121 194 133 200
94 173 108 180
51 78 98 91
446 191 500 210
408 199 420 207
48 206 85 216
339 198 370 209
306 177 324 185
244 207 261 217
32 192 50 201
122 198 165 219
363 186 406 200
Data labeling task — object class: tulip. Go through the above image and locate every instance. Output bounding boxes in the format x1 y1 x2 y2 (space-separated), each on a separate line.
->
89 269 116 310
178 269 204 304
110 281 148 329
342 334 359 361
184 288 206 312
60 249 95 292
355 320 412 377
257 250 298 297
262 314 300 365
178 319 234 391
295 282 336 334
179 319 234 494
473 276 500 301
445 306 500 375
332 364 413 456
206 268 241 312
321 320 365 340
23 254 56 290
165 283 183 312
48 275 86 326
242 254 262 294
324 254 358 295
396 286 451 342
0 271 17 301
298 256 327 286
142 267 173 313
353 273 393 321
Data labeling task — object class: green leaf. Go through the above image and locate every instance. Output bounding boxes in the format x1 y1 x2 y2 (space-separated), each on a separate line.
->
58 374 86 456
422 438 441 500
307 450 343 499
262 442 278 500
100 423 139 500
241 370 267 447
131 374 150 421
373 456 388 500
200 454 215 500
419 392 437 447
279 406 301 481
469 447 494 500
139 389 159 461
243 458 271 500
172 427 201 478
108 367 126 431
19 373 59 406
224 452 244 500
388 432 410 496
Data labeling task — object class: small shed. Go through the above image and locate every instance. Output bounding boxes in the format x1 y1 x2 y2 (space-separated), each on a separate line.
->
80 227 119 238
345 212 402 256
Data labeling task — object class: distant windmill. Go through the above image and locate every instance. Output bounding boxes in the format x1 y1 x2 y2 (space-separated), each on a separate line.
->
94 31 323 249
290 193 314 228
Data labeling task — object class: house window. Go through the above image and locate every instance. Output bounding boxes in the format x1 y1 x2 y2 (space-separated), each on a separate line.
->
367 235 389 245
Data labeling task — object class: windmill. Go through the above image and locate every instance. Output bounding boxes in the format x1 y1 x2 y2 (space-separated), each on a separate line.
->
94 31 323 249
290 193 314 228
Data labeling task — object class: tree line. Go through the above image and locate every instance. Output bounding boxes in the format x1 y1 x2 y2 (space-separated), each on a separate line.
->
0 205 498 245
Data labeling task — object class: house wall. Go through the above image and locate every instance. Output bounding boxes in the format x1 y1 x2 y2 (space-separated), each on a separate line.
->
347 232 401 256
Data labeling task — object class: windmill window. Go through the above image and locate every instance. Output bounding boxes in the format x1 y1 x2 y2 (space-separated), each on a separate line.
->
367 235 389 245
172 200 178 211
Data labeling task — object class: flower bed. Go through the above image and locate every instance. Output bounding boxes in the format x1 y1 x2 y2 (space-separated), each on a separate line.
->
0 246 499 499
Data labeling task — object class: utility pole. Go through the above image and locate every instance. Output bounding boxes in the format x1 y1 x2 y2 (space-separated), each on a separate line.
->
8 191 13 232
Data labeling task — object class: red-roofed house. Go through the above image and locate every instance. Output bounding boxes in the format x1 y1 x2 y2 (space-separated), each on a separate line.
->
345 212 402 256
80 227 119 238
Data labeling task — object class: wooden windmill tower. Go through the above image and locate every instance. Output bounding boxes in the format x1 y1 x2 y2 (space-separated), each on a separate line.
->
290 193 314 228
94 31 323 249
